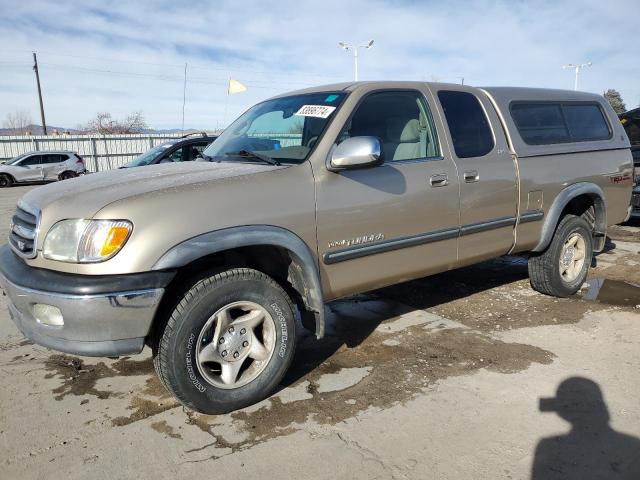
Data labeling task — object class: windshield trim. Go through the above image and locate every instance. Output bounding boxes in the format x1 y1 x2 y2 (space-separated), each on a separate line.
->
206 90 350 165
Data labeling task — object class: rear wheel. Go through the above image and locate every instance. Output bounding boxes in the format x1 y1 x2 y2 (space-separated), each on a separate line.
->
58 171 77 181
153 268 296 414
528 214 593 297
0 174 13 188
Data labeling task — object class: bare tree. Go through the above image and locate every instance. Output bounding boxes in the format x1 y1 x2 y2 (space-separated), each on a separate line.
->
3 110 33 135
83 111 148 134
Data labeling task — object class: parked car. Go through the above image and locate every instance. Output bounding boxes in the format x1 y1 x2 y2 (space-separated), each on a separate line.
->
0 151 86 187
122 132 217 168
619 108 640 218
632 184 640 219
0 82 633 414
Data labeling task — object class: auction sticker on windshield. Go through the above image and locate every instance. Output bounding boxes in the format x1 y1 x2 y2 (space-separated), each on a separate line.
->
295 105 336 118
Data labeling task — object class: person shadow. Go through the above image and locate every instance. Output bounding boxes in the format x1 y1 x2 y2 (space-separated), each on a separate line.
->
532 377 640 480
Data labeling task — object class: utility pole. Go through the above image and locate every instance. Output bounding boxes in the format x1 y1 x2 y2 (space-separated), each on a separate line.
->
181 62 187 134
32 52 47 135
562 62 592 91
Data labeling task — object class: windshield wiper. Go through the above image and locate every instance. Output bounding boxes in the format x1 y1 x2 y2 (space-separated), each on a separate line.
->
225 150 281 166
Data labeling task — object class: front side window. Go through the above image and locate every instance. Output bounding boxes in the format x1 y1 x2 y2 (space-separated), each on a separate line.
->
164 147 184 162
204 92 346 163
438 90 495 158
20 155 41 166
186 143 208 161
338 90 440 162
511 102 611 145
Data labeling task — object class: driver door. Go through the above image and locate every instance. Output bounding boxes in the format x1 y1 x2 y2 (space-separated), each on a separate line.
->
315 88 460 299
16 155 44 181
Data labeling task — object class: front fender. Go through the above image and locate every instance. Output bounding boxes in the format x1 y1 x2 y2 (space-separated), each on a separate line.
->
152 225 325 338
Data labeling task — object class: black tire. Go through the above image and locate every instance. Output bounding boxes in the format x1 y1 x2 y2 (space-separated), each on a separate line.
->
58 171 77 181
528 214 593 297
0 174 13 188
153 268 296 414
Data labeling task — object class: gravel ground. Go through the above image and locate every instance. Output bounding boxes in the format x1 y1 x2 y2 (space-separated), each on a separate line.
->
0 185 639 479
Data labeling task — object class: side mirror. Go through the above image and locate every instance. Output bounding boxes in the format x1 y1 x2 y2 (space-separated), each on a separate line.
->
329 136 383 171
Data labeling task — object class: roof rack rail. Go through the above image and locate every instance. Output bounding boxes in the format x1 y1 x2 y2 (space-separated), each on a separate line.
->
180 131 209 138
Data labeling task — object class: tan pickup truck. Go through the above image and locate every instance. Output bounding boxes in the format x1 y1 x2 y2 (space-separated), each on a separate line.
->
0 82 634 413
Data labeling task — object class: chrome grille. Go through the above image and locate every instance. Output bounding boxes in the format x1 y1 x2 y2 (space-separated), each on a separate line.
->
9 202 40 259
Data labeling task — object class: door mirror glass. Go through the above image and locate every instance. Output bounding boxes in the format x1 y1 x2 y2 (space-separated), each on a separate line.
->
330 136 383 170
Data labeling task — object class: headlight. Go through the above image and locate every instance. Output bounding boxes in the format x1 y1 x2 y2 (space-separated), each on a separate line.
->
43 219 132 263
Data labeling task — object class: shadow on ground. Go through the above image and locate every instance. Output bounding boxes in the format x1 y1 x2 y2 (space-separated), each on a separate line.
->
533 377 640 479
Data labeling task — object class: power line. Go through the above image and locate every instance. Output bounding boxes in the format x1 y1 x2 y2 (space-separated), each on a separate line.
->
5 57 329 90
0 48 342 80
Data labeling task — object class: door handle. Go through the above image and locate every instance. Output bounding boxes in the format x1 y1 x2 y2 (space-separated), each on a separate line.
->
429 173 449 187
464 170 479 183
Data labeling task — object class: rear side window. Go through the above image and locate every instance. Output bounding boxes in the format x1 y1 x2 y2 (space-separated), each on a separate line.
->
42 154 67 164
563 104 611 142
437 90 494 158
510 104 569 145
510 102 611 145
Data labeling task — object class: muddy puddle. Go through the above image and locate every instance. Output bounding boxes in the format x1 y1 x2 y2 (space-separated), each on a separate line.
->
43 355 178 425
177 295 554 459
579 278 640 307
39 292 554 458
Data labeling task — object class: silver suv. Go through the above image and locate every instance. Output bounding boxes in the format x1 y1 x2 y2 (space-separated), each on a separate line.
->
0 151 86 187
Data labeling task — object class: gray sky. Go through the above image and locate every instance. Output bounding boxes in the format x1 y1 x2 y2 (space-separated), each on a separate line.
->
1 0 638 129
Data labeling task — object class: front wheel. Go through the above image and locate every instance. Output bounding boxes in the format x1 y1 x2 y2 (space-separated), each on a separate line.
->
528 214 593 297
0 174 13 188
153 268 296 414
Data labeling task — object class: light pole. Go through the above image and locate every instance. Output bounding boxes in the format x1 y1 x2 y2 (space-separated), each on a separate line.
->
338 40 374 81
562 62 592 91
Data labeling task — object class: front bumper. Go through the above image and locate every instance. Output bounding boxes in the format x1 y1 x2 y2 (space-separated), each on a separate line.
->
0 245 175 357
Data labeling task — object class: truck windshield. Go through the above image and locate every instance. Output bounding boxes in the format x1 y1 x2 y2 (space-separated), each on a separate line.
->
204 92 346 164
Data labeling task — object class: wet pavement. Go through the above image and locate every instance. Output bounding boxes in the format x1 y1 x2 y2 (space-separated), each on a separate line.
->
0 186 639 479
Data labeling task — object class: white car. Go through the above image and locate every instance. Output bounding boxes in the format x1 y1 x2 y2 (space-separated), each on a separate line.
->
0 151 86 187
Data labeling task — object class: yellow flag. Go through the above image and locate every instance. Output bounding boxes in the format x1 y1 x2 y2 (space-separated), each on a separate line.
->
228 78 247 95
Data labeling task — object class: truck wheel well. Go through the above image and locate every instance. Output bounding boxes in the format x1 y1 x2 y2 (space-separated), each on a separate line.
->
533 183 607 254
148 245 316 346
559 193 606 250
561 194 596 229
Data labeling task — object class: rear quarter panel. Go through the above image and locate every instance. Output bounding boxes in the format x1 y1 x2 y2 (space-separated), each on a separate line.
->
513 148 634 252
